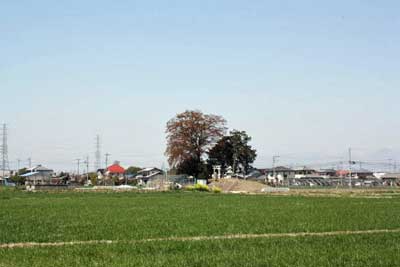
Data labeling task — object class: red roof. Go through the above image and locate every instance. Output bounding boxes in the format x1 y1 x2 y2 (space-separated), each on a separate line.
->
336 170 349 176
107 164 125 174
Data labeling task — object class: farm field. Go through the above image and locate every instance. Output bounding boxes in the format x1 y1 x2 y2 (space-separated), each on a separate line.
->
1 189 400 266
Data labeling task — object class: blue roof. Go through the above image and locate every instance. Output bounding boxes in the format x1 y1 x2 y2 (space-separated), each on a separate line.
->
20 172 40 177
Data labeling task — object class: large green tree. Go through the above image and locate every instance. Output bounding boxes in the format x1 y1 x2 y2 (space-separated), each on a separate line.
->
208 130 257 175
10 168 28 185
166 110 227 177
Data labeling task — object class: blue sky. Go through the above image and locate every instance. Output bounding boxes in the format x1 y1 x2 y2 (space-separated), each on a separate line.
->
1 0 399 171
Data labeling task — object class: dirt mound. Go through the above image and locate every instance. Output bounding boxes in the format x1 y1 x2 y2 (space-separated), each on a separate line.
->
209 179 266 193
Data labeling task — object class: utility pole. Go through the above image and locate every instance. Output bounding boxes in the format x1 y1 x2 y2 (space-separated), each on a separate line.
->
339 161 344 187
27 158 32 169
348 148 352 189
95 135 101 172
388 159 393 173
17 159 21 172
84 156 89 184
75 159 81 175
0 123 10 178
272 155 280 185
104 153 111 186
105 153 110 169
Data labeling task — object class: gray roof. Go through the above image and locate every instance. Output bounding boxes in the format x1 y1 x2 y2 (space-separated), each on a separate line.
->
294 167 316 172
351 168 373 174
137 167 163 174
264 166 294 172
28 165 53 172
381 173 400 179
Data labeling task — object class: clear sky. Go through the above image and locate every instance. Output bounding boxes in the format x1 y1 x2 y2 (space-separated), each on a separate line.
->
1 0 399 172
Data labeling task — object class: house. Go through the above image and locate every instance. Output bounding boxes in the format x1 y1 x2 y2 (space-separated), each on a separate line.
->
316 169 337 179
245 168 266 182
136 168 165 186
336 168 374 179
21 165 54 185
107 162 125 176
104 162 126 184
350 169 374 179
294 167 316 179
379 173 400 186
263 166 295 184
0 170 11 179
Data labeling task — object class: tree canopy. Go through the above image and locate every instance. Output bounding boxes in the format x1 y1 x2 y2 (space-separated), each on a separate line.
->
125 166 142 175
208 130 257 175
165 110 227 177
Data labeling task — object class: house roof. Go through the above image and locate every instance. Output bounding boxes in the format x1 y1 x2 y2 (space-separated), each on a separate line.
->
380 173 400 179
28 165 53 172
138 167 162 173
317 169 336 173
353 168 373 173
294 166 316 172
337 168 373 175
20 172 40 177
137 172 164 180
107 164 125 174
264 166 294 172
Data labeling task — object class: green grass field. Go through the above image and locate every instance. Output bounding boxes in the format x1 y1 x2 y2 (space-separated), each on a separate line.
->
1 189 400 266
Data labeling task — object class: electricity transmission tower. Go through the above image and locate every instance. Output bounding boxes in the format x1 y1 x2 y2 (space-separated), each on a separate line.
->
0 124 10 177
95 135 101 172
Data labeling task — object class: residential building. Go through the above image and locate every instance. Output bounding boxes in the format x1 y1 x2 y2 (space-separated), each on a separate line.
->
316 169 337 179
379 173 400 186
106 162 125 176
136 167 164 186
21 165 54 185
263 166 295 184
294 167 316 179
336 168 374 179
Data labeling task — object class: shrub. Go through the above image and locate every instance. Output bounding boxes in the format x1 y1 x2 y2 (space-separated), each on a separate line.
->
185 184 210 192
194 184 210 192
186 185 195 191
212 187 222 194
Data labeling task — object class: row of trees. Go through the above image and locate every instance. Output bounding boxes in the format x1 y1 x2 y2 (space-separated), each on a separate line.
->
165 110 257 179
